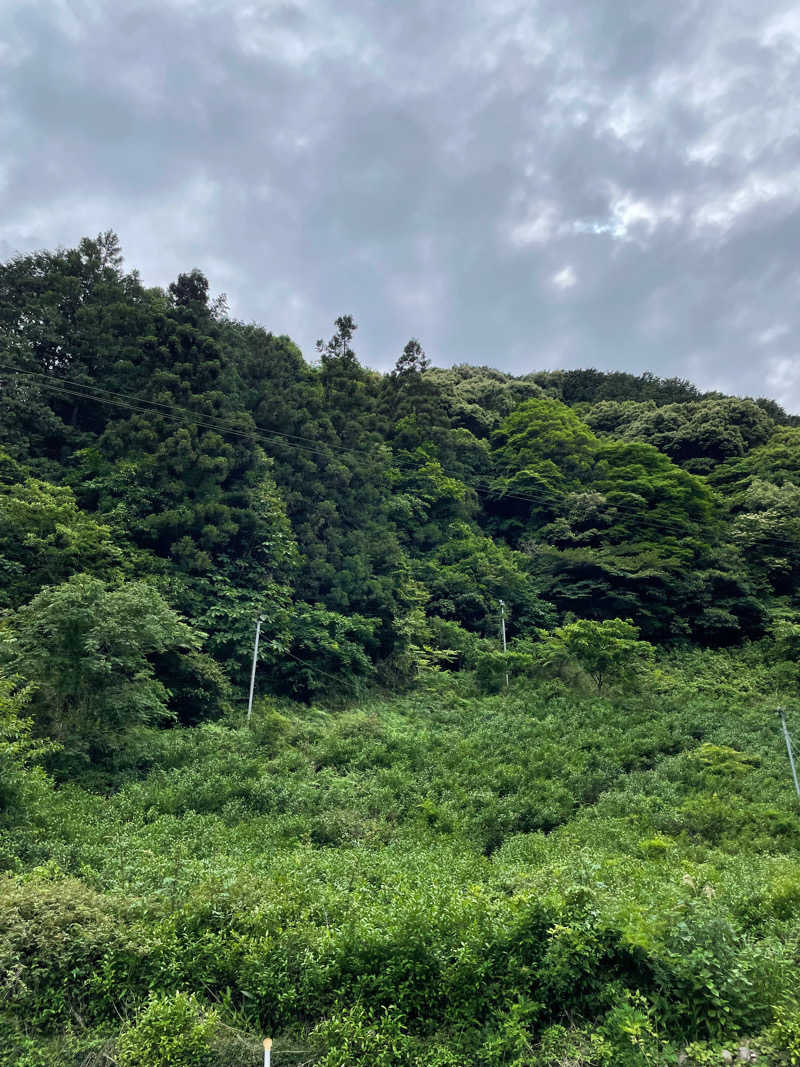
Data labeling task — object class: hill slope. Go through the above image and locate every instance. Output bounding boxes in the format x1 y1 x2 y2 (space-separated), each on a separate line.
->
2 234 800 1063
3 654 800 1064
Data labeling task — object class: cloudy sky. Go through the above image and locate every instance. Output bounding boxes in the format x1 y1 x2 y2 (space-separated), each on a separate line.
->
3 1 800 409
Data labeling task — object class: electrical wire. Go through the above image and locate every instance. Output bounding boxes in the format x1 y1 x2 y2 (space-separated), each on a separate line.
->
6 366 799 552
283 649 357 687
0 364 591 508
0 361 726 513
3 362 800 552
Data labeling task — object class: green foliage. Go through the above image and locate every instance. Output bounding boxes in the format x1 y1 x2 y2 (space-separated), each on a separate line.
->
764 1001 800 1065
6 234 800 1063
0 575 217 758
730 480 800 595
474 646 537 692
713 426 800 497
0 463 123 608
536 618 654 691
312 1005 413 1066
388 458 476 552
117 992 221 1067
417 521 553 637
0 679 56 830
494 407 764 643
2 657 800 1061
0 875 137 1026
0 232 141 469
586 397 774 472
425 364 543 437
263 605 378 701
535 367 703 407
0 231 794 696
492 395 599 521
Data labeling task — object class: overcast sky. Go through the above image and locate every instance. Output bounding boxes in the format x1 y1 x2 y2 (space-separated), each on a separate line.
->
3 1 800 409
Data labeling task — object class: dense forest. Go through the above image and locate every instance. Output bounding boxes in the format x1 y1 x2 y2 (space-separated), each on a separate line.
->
2 234 800 1065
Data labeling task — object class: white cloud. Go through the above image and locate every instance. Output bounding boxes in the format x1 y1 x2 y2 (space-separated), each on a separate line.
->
3 0 800 408
552 265 577 290
572 193 683 243
693 175 797 233
508 206 560 247
761 7 800 47
756 324 790 346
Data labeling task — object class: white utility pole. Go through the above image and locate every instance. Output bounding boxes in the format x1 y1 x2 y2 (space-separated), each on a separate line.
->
778 706 800 800
500 600 509 688
247 616 265 724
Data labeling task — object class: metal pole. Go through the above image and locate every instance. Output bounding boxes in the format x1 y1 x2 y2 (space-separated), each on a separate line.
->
778 706 800 800
247 616 264 724
500 600 509 688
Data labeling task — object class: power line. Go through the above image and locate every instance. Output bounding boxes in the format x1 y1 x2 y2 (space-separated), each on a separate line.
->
4 373 338 461
3 362 800 551
283 648 354 687
0 362 342 453
0 364 578 508
9 370 800 552
26 379 800 551
0 365 725 519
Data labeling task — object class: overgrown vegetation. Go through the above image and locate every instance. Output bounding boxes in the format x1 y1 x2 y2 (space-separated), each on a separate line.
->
3 658 800 1064
2 235 800 1063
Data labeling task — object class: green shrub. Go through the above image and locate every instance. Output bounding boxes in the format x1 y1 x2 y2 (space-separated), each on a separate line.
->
0 1017 117 1067
247 701 295 749
2 668 800 1060
648 902 771 1039
116 992 221 1067
527 1023 611 1066
600 991 676 1066
0 875 141 1027
0 678 56 825
474 647 539 692
764 1000 800 1065
311 1005 413 1067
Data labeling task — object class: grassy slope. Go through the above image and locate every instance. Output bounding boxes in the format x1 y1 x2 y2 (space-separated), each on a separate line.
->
3 651 800 1065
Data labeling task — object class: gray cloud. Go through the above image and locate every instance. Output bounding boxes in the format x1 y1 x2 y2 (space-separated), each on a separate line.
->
2 0 800 408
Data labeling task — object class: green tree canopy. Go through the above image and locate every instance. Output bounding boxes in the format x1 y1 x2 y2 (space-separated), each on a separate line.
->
586 397 775 473
491 396 599 534
536 616 654 690
0 575 219 759
0 460 122 608
416 521 553 637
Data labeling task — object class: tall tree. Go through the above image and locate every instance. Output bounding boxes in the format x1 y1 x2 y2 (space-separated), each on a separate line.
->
0 575 223 759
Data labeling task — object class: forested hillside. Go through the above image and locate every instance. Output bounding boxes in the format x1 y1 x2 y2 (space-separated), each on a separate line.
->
3 235 800 1065
2 234 798 718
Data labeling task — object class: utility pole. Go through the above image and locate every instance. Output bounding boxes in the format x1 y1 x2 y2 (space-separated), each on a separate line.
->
778 706 800 801
247 616 265 724
500 600 509 688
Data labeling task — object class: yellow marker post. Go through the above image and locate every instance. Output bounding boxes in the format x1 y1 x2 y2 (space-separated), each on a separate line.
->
263 1037 273 1067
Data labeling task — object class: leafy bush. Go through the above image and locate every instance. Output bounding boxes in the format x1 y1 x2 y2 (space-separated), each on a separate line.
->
312 1005 413 1067
536 618 654 691
2 658 800 1062
0 575 218 760
763 1000 800 1065
0 678 55 828
0 875 141 1027
117 992 221 1067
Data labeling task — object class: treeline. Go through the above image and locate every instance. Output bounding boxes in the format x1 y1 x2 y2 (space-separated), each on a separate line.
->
1 232 799 761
